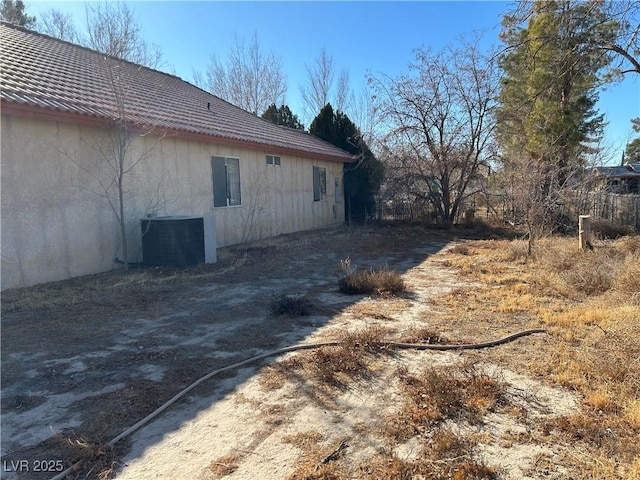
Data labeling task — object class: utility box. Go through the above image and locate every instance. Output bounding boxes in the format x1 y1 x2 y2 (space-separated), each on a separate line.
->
141 215 216 267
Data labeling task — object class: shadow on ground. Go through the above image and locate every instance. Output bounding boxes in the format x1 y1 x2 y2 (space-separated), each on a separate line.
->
0 222 502 479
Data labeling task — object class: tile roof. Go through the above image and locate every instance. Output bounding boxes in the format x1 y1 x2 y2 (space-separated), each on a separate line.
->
0 22 353 162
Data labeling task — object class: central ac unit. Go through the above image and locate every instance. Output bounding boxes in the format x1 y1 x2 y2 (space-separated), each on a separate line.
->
141 216 216 267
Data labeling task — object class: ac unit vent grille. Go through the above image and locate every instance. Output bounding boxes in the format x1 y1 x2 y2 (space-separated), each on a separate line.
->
141 216 205 267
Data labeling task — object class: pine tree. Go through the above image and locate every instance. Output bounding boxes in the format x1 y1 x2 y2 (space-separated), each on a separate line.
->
1 0 35 27
499 0 611 175
624 118 640 163
309 104 384 221
261 104 305 130
496 0 616 246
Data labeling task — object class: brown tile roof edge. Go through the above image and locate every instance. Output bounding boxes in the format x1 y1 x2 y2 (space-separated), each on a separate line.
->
0 22 355 163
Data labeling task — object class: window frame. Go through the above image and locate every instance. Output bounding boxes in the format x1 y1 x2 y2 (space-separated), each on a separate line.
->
211 156 241 207
266 154 281 166
313 166 327 201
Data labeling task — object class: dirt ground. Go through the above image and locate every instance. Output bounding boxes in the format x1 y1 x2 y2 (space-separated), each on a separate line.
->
1 224 577 479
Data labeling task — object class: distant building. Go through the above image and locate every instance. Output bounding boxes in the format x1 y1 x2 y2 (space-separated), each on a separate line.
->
590 162 640 194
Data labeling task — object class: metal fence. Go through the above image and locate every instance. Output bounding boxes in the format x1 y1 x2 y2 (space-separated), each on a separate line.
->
460 191 640 231
583 191 640 231
381 191 640 232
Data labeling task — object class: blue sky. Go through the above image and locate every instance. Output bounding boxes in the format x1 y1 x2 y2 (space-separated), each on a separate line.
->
27 1 640 161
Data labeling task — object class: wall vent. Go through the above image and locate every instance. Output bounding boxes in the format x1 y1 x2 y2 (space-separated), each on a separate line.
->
141 216 216 267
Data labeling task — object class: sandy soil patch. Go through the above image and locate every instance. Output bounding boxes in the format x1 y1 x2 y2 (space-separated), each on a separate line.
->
1 225 585 479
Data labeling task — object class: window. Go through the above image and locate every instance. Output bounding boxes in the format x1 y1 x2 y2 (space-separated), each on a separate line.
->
313 166 327 201
211 156 241 207
266 155 281 166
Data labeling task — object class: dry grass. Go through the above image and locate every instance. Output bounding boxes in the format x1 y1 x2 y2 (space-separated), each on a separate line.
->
62 433 123 480
614 254 640 295
398 327 449 345
357 428 498 480
284 433 349 480
256 231 638 479
420 428 498 480
309 327 394 388
592 220 635 239
440 233 640 478
355 453 415 479
258 327 395 392
283 431 326 450
338 266 406 296
503 239 531 263
209 452 242 477
527 236 639 299
448 243 472 255
258 356 305 391
345 298 411 320
384 363 507 441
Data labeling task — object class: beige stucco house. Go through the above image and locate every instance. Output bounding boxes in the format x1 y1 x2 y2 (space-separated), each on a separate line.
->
0 23 353 289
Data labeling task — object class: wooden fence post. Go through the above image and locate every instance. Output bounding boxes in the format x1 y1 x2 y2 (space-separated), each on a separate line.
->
579 215 591 250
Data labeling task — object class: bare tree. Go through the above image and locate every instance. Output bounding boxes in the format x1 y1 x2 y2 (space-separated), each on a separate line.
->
372 37 499 224
200 32 286 115
349 80 384 151
239 172 271 243
300 47 336 119
84 1 162 68
376 141 431 221
599 0 640 75
27 3 168 268
191 69 207 90
503 0 638 77
33 2 163 68
36 8 77 42
70 60 165 269
335 69 351 113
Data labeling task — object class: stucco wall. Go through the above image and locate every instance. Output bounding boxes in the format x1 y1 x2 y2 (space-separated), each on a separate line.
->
1 115 344 289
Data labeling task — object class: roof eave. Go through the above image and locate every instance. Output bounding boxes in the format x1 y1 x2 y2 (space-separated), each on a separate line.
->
1 100 355 163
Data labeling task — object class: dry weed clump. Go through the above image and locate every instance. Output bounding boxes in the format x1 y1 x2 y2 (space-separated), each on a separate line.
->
357 429 498 480
615 234 640 254
502 239 531 262
209 452 241 477
614 254 640 295
346 298 411 320
258 356 305 391
64 433 123 480
399 327 449 345
592 220 635 239
421 429 498 480
283 431 326 450
259 327 394 391
529 236 639 299
310 327 393 388
338 259 406 295
385 364 507 441
448 243 471 255
356 453 415 479
284 434 349 480
560 251 622 296
268 294 312 317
